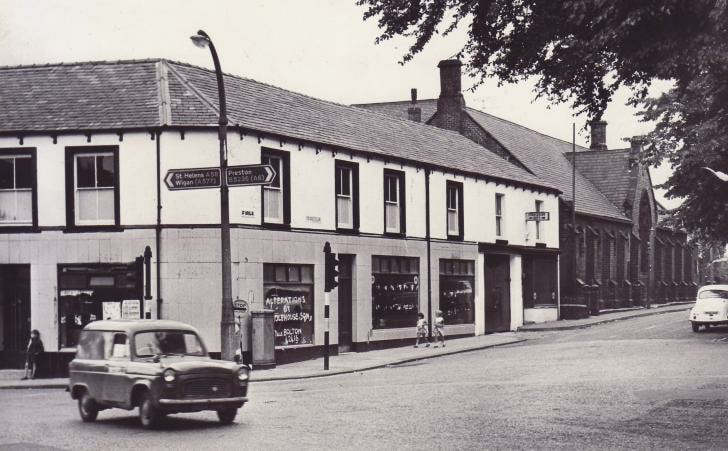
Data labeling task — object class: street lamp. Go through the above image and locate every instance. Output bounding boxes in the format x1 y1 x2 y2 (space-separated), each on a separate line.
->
190 29 235 361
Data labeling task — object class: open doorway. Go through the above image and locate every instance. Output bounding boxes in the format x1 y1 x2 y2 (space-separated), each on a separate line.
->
0 265 31 368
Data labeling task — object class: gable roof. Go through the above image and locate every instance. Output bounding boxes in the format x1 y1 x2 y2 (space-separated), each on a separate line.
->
357 98 628 222
564 148 634 213
0 59 555 193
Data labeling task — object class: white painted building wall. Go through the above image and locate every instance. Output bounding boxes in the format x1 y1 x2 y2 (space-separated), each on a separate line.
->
0 128 560 353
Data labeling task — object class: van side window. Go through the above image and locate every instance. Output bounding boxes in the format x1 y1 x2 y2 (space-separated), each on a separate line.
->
110 333 129 359
76 331 106 360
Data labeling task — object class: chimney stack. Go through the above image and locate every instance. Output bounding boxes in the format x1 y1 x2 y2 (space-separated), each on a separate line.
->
589 120 608 150
433 59 465 133
628 136 644 166
407 88 421 122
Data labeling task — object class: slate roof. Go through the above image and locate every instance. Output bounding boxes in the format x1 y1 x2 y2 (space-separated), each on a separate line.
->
564 149 634 214
0 59 554 192
357 98 629 222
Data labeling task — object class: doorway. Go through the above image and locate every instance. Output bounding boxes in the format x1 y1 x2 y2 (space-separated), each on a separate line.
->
0 265 31 368
337 254 354 352
484 254 511 333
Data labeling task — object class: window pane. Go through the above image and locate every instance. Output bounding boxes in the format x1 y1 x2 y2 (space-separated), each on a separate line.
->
385 203 399 232
15 191 32 222
76 156 96 188
0 192 16 222
496 217 502 237
97 188 114 220
263 264 275 282
300 266 313 283
337 196 352 228
287 266 300 282
448 210 459 235
96 155 115 187
14 157 32 189
78 189 98 220
340 168 350 196
275 265 287 282
268 157 281 188
264 187 283 222
0 159 12 189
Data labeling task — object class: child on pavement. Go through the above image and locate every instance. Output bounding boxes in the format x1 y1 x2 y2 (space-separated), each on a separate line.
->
22 329 44 380
414 312 430 348
433 310 445 348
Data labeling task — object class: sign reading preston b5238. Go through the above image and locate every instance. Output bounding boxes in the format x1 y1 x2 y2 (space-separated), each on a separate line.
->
226 164 276 187
164 167 221 190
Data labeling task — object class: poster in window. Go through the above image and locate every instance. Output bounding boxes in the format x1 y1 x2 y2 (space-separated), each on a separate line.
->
122 299 141 319
264 284 314 346
102 301 121 320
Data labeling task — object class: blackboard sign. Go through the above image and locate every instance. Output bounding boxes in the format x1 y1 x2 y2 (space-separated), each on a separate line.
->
264 284 314 346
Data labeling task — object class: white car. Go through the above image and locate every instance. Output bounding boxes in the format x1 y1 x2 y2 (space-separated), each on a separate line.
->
689 285 728 332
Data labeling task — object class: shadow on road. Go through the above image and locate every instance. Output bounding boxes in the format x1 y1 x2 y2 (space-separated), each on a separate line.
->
90 414 245 432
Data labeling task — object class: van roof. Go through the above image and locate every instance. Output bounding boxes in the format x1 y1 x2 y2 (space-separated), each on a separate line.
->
83 319 199 334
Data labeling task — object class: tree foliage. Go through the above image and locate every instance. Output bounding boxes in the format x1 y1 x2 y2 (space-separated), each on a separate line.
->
359 0 728 241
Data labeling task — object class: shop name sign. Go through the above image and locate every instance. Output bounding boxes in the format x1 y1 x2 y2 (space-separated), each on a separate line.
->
165 164 276 190
525 211 550 221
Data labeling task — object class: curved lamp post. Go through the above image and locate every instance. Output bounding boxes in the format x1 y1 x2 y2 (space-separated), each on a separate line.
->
190 30 235 361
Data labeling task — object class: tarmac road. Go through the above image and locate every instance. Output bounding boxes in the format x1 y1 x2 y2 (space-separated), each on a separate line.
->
2 310 727 450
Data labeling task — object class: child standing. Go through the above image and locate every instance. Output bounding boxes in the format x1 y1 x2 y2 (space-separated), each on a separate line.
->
22 329 44 380
433 310 445 348
414 312 430 348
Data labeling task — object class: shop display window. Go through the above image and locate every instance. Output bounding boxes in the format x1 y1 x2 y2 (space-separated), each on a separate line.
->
372 256 419 329
58 263 142 349
439 259 475 324
263 263 314 346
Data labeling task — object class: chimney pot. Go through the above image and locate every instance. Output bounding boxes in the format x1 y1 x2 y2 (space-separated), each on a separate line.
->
410 88 417 104
589 120 608 150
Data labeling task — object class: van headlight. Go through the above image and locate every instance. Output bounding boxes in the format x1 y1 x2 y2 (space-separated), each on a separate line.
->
237 366 250 382
163 369 176 383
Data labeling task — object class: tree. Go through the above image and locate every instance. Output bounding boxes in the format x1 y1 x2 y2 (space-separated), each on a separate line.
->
359 0 728 240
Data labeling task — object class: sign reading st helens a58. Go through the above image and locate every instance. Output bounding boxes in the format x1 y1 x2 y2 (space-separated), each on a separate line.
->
164 167 221 190
164 164 276 190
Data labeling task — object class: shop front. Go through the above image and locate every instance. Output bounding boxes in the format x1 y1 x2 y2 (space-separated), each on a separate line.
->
58 261 144 350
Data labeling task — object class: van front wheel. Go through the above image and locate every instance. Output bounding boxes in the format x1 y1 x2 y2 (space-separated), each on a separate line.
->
691 322 700 332
78 391 98 422
139 391 161 429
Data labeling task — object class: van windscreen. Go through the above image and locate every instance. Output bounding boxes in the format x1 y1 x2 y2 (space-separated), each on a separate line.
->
698 290 728 299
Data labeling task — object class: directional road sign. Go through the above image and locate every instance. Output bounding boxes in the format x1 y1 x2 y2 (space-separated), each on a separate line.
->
165 167 221 190
226 164 276 186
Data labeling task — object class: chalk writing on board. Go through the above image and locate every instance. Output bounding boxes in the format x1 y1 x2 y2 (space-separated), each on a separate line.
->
264 284 314 347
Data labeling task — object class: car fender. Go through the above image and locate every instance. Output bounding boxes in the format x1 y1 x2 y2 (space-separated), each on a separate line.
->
128 379 155 409
69 383 91 400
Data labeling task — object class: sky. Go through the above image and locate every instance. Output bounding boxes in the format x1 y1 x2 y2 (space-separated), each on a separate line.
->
0 0 676 207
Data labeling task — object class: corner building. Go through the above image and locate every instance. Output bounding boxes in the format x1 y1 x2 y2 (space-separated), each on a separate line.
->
0 60 559 372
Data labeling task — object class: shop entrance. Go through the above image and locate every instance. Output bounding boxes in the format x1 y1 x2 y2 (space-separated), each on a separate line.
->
0 265 31 368
484 254 511 333
338 254 354 352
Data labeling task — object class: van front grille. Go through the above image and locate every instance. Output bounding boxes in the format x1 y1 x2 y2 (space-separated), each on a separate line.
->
182 377 232 398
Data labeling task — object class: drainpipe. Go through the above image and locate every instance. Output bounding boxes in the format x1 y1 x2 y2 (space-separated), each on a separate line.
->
425 167 433 337
155 129 163 319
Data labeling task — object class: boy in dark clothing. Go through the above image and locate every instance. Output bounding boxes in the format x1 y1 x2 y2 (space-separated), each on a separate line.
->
22 329 44 380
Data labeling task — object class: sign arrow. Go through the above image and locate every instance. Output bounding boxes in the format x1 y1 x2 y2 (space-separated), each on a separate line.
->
164 167 221 190
226 164 277 187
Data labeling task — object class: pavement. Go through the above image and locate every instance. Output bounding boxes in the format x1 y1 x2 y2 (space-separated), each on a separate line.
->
0 301 693 390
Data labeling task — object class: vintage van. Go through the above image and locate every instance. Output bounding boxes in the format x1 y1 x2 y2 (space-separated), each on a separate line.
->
68 320 250 428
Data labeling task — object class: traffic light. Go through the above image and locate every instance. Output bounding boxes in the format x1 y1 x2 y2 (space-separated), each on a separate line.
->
324 243 339 292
